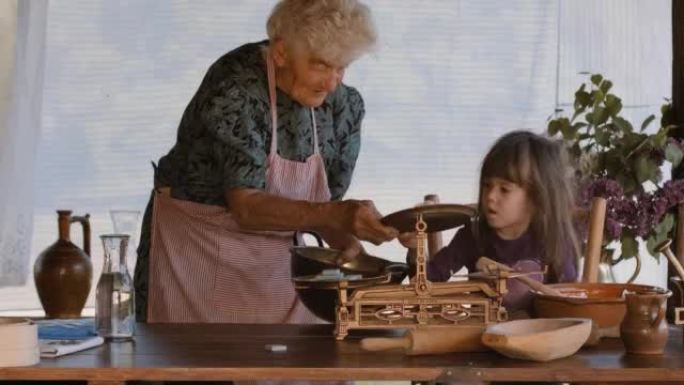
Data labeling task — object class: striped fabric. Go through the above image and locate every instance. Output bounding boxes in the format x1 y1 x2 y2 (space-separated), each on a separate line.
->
147 193 323 323
264 48 329 202
147 47 331 325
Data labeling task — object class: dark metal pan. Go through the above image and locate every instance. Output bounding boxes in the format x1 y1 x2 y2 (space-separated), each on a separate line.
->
381 203 477 233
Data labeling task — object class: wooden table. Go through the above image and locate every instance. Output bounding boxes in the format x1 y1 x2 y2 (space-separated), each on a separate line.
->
2 323 684 384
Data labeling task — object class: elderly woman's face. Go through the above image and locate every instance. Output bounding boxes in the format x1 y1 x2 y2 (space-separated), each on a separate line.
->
273 42 347 107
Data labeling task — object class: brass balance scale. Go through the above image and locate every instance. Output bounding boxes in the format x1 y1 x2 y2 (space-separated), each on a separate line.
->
295 204 534 340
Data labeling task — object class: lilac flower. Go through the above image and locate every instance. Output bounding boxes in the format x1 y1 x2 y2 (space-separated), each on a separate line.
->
576 177 684 242
604 217 623 239
577 178 623 207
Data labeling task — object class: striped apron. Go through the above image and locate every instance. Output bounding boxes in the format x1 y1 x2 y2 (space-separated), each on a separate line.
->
147 48 331 324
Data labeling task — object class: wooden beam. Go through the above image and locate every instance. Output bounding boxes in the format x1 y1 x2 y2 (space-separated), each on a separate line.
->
670 0 684 322
673 0 684 145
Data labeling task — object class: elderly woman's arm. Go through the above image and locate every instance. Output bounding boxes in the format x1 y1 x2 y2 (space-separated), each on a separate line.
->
227 188 396 246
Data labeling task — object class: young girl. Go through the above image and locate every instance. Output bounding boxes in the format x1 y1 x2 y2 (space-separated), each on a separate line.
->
402 130 580 314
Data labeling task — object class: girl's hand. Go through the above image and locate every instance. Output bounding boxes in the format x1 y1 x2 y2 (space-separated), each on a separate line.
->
398 232 417 249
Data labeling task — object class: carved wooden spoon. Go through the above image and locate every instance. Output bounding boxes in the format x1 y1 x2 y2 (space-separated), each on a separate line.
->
475 256 564 297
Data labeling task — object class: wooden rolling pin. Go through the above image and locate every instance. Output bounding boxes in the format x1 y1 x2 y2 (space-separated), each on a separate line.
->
475 256 563 297
657 239 684 283
360 325 486 355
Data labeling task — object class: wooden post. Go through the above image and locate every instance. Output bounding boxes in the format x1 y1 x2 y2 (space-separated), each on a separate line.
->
670 203 684 322
672 0 684 261
670 0 684 321
673 0 684 143
582 197 607 283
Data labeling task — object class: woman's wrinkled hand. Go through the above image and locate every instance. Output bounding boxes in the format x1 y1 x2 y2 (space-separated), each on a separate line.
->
331 200 398 245
320 230 364 265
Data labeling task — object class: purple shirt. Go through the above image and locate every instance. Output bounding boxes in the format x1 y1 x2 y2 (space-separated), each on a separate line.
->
426 225 577 312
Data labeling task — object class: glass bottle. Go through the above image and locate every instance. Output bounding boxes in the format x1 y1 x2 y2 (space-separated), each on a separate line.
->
109 209 141 273
96 234 135 340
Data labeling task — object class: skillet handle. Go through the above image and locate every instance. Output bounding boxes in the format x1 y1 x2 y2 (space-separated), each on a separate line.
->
293 231 325 247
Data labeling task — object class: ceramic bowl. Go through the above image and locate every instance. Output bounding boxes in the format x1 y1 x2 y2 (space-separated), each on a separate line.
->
481 318 592 362
533 282 661 337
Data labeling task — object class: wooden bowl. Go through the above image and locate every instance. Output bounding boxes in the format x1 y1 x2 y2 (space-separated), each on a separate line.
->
481 318 592 362
533 282 660 336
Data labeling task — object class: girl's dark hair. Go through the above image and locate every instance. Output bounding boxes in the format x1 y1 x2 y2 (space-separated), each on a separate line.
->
477 130 580 277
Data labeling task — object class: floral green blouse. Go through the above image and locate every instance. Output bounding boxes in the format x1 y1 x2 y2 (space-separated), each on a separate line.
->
134 41 366 321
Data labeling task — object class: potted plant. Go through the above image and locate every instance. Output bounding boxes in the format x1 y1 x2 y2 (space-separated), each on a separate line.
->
547 73 684 273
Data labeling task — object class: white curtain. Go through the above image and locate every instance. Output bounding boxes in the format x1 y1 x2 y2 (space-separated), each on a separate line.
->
0 0 47 287
0 0 672 310
350 0 671 286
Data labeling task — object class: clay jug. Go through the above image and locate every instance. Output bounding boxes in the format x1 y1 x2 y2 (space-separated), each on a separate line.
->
620 288 671 354
33 210 93 319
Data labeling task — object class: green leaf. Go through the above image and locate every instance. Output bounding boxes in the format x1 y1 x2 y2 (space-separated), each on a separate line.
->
623 132 647 150
646 234 658 257
548 120 561 136
666 142 684 167
661 103 675 128
634 155 658 183
586 112 595 125
591 74 603 86
613 116 634 133
592 90 605 108
595 127 611 146
620 234 638 259
640 114 656 131
647 230 669 257
573 122 588 131
654 213 675 235
575 90 592 109
558 117 574 139
604 94 622 117
593 106 609 125
653 131 668 149
599 80 613 94
617 173 637 194
604 151 623 175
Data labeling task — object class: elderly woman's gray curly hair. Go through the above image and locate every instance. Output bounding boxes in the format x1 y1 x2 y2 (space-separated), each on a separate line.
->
267 0 377 66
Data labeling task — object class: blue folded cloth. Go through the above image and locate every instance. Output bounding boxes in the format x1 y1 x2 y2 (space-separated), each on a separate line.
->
36 318 97 340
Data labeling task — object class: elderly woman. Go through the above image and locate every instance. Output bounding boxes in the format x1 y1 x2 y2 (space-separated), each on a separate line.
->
134 0 397 323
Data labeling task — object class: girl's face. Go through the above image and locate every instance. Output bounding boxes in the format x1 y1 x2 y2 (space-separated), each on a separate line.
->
482 177 535 240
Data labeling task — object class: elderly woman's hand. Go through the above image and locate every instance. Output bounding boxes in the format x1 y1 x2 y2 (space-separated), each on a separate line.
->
319 230 364 265
330 200 398 245
398 232 417 249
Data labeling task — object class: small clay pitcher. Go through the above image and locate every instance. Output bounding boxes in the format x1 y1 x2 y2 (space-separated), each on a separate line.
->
620 288 671 354
33 210 93 319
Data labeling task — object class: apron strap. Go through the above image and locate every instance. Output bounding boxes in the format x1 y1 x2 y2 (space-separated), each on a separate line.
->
311 108 319 155
266 48 279 155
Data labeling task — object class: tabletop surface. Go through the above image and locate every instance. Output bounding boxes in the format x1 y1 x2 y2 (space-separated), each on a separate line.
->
2 322 684 383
